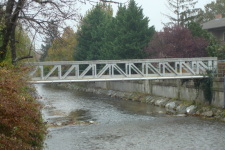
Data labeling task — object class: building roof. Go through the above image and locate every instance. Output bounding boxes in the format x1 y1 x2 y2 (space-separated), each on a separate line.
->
202 18 225 30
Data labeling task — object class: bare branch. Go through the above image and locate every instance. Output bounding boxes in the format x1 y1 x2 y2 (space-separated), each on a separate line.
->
16 55 34 61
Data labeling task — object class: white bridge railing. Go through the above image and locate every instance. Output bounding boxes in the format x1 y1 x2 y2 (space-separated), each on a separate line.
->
27 57 217 83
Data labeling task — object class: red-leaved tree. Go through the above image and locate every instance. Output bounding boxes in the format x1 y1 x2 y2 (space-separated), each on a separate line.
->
145 25 209 58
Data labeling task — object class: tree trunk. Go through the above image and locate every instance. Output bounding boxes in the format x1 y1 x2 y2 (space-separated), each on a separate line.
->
0 0 25 64
10 24 17 65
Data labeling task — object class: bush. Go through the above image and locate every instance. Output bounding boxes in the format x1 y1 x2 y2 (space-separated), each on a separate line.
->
0 65 47 149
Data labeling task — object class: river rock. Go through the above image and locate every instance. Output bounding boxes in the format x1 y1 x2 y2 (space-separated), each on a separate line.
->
120 92 128 99
176 105 187 114
165 102 176 109
89 121 95 124
144 96 152 103
155 99 167 107
150 98 158 104
126 93 134 100
202 111 213 117
195 110 201 115
175 114 187 117
107 90 113 96
215 110 222 116
202 107 210 112
186 105 197 115
211 108 218 114
56 122 62 126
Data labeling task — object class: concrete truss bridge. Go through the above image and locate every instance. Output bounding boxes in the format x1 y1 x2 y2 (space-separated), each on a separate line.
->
27 57 217 83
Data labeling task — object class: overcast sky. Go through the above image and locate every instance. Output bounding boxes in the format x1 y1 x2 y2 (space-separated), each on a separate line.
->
77 0 216 31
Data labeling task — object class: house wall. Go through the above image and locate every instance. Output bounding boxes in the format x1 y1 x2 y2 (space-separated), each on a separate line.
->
208 29 225 42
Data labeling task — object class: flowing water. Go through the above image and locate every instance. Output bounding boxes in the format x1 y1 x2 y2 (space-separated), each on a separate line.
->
36 84 225 150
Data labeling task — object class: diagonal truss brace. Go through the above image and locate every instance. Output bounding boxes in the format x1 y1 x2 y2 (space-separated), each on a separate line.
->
45 65 61 80
62 65 77 79
97 64 111 78
165 62 178 75
79 64 93 78
146 63 162 76
130 63 144 76
181 62 195 75
112 64 128 77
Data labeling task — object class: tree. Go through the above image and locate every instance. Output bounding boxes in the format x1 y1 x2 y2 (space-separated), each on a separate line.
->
187 21 218 57
1 24 36 66
74 3 113 61
46 27 77 61
112 0 155 60
162 0 200 26
40 20 59 62
145 25 209 58
0 0 84 64
197 0 225 23
98 15 116 60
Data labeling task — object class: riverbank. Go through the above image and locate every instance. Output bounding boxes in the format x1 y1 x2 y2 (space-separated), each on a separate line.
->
0 66 47 149
56 83 225 122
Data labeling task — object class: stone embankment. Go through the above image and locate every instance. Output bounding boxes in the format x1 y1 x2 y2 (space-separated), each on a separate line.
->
60 83 225 122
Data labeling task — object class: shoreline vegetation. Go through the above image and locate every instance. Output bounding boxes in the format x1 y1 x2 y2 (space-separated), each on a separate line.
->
0 66 47 149
57 83 225 122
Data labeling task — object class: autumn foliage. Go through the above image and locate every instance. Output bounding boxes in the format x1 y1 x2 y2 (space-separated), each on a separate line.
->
145 25 209 58
0 65 47 149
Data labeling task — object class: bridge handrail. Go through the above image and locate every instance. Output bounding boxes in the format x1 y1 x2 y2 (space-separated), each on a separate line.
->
26 57 217 66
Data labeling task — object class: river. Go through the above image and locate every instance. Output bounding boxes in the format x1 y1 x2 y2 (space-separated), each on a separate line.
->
36 84 225 150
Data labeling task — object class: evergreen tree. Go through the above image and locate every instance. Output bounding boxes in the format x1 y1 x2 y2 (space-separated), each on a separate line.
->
98 15 116 60
113 0 155 59
74 3 113 61
162 0 200 26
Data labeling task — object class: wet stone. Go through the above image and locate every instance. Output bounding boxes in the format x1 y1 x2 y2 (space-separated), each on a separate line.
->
150 98 157 104
176 105 187 114
165 102 176 110
154 99 167 106
186 105 197 115
202 107 210 112
202 111 213 117
107 90 113 96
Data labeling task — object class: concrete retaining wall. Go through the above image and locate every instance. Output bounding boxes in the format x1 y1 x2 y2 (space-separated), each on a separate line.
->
76 78 224 108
